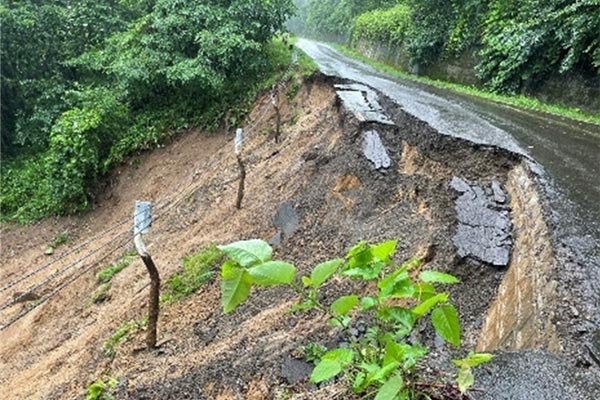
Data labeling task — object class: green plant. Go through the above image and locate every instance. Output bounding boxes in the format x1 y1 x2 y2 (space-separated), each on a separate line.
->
50 232 71 248
96 253 136 284
161 244 224 304
353 5 412 48
102 319 147 358
302 342 327 363
217 239 493 398
86 377 118 400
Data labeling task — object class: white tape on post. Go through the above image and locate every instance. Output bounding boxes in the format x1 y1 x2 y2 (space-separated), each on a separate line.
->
235 128 244 155
134 201 152 256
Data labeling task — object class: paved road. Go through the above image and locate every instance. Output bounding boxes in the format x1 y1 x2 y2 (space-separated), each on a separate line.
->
297 39 600 267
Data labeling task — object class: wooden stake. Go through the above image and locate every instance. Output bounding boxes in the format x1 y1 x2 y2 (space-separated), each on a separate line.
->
133 201 160 349
235 129 246 209
272 88 281 143
236 154 246 209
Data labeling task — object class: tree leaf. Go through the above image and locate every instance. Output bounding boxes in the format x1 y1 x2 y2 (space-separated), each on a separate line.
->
220 262 252 313
419 270 460 284
322 348 354 364
248 260 296 286
374 374 404 400
331 295 360 316
431 305 461 347
310 359 342 383
412 293 448 317
457 367 474 394
310 348 354 384
310 259 343 287
361 296 378 310
218 239 272 267
371 240 398 262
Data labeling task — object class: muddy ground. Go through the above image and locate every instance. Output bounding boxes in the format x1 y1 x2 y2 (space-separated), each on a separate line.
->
0 74 596 399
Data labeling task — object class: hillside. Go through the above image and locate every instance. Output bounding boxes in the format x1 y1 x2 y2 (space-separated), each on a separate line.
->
2 73 599 399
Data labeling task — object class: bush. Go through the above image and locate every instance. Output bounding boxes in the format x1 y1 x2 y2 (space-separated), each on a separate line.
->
353 5 412 47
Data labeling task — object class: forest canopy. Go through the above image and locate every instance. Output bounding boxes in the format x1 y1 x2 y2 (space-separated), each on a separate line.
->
1 0 294 222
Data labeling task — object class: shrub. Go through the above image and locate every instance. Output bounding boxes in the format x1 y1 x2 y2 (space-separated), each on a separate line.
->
217 238 494 397
353 5 412 48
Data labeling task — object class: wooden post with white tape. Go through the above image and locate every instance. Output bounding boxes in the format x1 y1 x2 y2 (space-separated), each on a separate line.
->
134 201 160 349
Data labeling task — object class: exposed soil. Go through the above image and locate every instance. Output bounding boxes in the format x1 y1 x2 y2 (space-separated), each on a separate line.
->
0 74 580 399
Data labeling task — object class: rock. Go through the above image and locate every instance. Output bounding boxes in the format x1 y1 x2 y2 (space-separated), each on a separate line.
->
362 130 391 170
450 177 513 267
335 83 394 125
44 246 54 256
272 202 299 246
279 356 313 385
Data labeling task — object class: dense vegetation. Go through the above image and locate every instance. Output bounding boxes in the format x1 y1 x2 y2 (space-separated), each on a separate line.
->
296 0 600 93
1 0 294 222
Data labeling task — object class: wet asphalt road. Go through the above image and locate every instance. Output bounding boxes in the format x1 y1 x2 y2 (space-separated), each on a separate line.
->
297 38 600 269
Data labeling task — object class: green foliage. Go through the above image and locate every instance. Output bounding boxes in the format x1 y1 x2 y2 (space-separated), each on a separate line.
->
50 232 71 248
353 5 412 48
304 0 600 94
218 238 491 397
1 1 296 222
453 352 494 393
97 253 137 284
478 0 600 93
86 377 118 400
102 319 147 358
162 245 224 304
303 0 397 40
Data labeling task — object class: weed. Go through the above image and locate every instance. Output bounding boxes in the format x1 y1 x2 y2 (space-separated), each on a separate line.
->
218 239 494 398
161 244 223 304
91 283 112 304
302 342 327 363
86 377 117 400
51 232 71 248
102 319 147 358
287 80 301 100
97 253 136 284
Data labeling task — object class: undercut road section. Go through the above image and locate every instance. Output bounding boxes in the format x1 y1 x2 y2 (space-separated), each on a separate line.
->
297 38 600 321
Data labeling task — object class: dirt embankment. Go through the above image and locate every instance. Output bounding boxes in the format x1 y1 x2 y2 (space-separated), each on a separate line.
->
0 74 597 399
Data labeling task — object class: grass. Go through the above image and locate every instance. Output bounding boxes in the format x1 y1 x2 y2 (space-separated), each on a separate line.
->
161 244 224 304
333 44 600 126
96 252 136 284
101 318 147 358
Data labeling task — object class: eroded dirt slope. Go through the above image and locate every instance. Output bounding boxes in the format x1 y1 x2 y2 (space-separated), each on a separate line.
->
2 75 593 399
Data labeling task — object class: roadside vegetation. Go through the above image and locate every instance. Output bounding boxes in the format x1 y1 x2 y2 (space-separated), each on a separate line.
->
0 0 295 223
293 0 600 122
217 238 494 399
